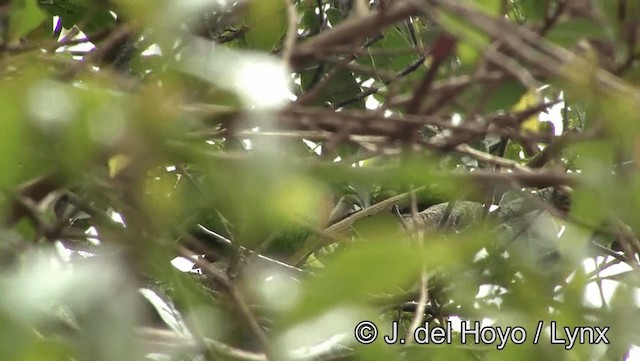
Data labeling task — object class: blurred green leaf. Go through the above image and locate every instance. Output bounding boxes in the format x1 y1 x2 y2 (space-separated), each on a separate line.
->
474 0 502 16
10 0 47 40
0 1 638 360
301 7 322 34
546 19 609 48
517 0 547 21
484 79 528 113
37 0 115 32
358 26 416 76
436 9 490 48
325 7 343 26
289 239 423 322
244 0 287 50
0 80 28 188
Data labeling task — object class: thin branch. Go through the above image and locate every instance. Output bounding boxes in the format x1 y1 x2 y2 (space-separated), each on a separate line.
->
289 0 422 69
136 326 267 361
405 188 429 343
333 53 427 108
406 35 456 114
290 188 422 266
454 143 531 172
57 25 132 80
281 0 298 65
178 247 274 359
427 0 640 103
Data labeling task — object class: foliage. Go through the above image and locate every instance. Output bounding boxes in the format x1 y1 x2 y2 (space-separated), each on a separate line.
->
1 0 640 360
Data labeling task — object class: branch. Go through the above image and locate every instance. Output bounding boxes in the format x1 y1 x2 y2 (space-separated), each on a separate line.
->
178 247 274 359
289 189 420 266
4 172 62 227
289 0 422 69
427 0 640 103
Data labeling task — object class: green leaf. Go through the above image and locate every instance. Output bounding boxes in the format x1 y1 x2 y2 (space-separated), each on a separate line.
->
289 239 423 322
518 0 548 21
566 140 614 227
363 26 415 74
301 66 364 108
0 311 41 361
436 9 490 48
0 80 27 188
474 0 501 16
244 0 287 51
546 19 609 48
325 7 343 26
328 68 364 108
10 0 47 40
504 140 525 161
301 8 322 34
484 79 528 112
457 41 481 66
595 0 623 35
37 0 115 32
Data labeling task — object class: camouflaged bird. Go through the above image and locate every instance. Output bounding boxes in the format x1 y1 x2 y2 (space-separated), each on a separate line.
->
402 187 569 231
401 201 484 233
401 187 570 275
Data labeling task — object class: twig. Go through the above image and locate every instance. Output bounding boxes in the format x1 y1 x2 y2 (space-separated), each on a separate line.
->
281 0 298 65
454 143 531 172
405 188 429 343
178 247 274 359
136 326 267 361
290 0 422 69
427 0 640 103
333 53 427 108
57 25 132 80
482 40 539 89
406 35 456 114
290 188 423 266
5 172 62 227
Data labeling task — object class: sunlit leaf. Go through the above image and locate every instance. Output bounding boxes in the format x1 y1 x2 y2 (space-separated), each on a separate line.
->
517 0 547 20
547 19 609 48
244 0 287 51
38 0 115 32
485 79 528 113
513 89 540 133
474 0 501 16
289 239 424 322
10 0 47 40
436 9 490 48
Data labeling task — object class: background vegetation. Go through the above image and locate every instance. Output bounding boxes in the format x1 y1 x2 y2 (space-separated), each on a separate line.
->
1 0 640 360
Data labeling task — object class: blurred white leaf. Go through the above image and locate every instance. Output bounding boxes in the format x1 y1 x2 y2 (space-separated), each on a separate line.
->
182 39 292 110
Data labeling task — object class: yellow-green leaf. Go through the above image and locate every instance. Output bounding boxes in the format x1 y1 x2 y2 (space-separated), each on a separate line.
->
244 0 287 51
10 0 47 40
513 89 541 133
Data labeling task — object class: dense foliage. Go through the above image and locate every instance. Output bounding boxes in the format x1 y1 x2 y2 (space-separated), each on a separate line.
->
2 0 640 360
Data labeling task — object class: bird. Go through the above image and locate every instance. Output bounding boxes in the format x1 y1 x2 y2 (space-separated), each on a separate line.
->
399 187 568 277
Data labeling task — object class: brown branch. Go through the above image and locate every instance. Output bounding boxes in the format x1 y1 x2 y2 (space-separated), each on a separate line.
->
4 172 62 227
178 247 274 359
188 102 570 149
281 0 298 65
289 0 422 70
427 0 640 103
454 143 531 172
405 187 429 343
57 25 132 80
406 34 457 115
295 43 362 106
277 105 479 138
290 189 420 266
454 169 576 188
136 327 267 361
